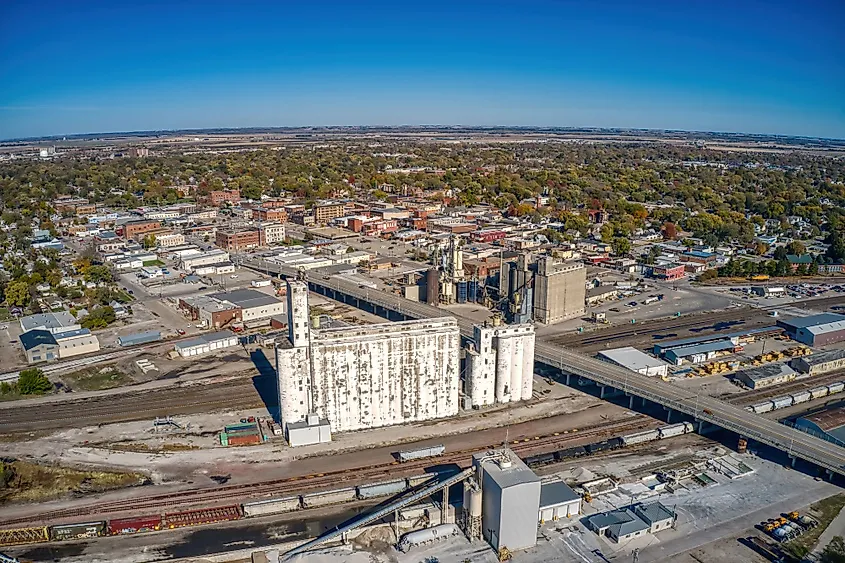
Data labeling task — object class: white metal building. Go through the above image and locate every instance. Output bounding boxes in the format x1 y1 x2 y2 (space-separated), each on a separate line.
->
465 321 535 408
276 279 460 436
54 328 100 359
539 480 582 523
174 330 239 357
598 346 669 378
181 250 231 270
20 312 81 335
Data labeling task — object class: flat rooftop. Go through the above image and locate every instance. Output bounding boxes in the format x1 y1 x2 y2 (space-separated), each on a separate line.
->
175 330 237 350
20 312 78 332
797 349 845 367
654 326 779 352
598 347 668 371
473 448 539 489
539 480 580 509
207 288 282 309
735 362 795 381
778 313 845 330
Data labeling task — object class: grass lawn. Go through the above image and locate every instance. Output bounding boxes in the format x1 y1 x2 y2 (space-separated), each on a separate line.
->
60 364 134 392
0 307 12 322
783 493 845 560
0 459 145 504
142 259 165 267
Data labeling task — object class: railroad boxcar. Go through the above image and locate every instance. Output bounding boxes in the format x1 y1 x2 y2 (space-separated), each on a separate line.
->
396 444 445 463
772 396 793 410
809 386 830 400
828 382 845 394
0 526 50 547
50 521 107 541
107 515 163 535
407 474 436 488
357 479 407 500
791 391 812 405
523 452 555 467
163 505 242 529
301 487 357 509
751 401 775 414
555 445 588 461
621 429 660 446
242 496 301 517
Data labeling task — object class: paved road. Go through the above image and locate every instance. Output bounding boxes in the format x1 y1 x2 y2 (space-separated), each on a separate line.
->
244 258 845 477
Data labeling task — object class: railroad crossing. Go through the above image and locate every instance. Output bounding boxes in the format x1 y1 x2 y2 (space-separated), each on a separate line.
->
241 257 845 477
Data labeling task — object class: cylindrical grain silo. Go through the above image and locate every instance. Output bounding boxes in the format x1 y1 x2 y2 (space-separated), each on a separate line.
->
495 331 513 403
521 331 535 401
510 333 524 404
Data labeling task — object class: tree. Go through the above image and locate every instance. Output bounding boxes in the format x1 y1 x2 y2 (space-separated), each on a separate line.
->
17 368 53 395
773 246 788 261
786 240 806 255
821 536 845 563
754 242 769 256
4 280 30 306
612 237 631 256
80 306 116 329
142 234 157 249
662 222 677 240
84 265 113 285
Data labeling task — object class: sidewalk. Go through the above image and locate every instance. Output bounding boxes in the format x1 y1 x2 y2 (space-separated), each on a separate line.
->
807 503 845 562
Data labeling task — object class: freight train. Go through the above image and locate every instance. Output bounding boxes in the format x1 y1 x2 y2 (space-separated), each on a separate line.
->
746 381 844 414
521 422 695 468
0 423 698 548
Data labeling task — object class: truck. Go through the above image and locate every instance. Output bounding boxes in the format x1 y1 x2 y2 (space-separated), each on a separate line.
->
644 296 659 305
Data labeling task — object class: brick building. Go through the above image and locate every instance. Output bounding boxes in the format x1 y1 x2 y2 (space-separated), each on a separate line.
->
314 201 346 224
123 220 162 240
209 190 241 206
216 228 263 251
253 207 288 222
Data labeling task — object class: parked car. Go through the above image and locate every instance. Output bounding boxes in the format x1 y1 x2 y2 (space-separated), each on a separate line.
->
627 301 638 307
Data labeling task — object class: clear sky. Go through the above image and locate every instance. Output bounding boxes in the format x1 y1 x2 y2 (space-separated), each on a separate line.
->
1 0 843 139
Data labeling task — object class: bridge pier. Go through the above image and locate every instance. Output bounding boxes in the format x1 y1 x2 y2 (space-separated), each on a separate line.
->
665 408 673 423
600 386 607 399
629 395 635 409
565 373 571 386
443 484 450 524
790 456 797 468
696 420 707 433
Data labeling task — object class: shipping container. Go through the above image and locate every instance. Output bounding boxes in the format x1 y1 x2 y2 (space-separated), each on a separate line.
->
809 386 830 400
772 396 794 409
751 401 775 414
118 331 162 347
397 444 445 463
242 496 301 517
621 429 660 446
828 382 845 394
791 391 812 405
163 505 241 529
51 521 107 541
357 479 407 499
301 487 357 509
0 526 50 547
226 434 262 446
108 515 163 535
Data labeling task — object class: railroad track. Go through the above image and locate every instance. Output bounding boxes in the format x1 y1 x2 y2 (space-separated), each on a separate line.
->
0 416 654 527
723 369 845 406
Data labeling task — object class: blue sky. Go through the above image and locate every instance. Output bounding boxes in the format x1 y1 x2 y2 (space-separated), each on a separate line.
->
1 0 843 139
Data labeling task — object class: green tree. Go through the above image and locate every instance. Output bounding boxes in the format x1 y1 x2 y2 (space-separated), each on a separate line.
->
4 280 30 306
786 240 806 255
612 237 631 256
821 536 845 563
84 265 113 285
773 246 788 261
142 234 157 249
80 306 116 329
17 368 53 395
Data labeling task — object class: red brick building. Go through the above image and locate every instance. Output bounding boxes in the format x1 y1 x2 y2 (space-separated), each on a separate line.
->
209 190 240 206
652 264 686 281
216 228 263 251
253 207 288 222
123 220 161 240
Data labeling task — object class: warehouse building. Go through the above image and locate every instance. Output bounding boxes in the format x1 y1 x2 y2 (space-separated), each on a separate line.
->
20 330 60 363
464 320 535 408
276 279 460 439
54 328 100 359
652 326 779 357
791 349 845 375
20 312 80 335
778 313 845 346
587 501 676 544
174 330 239 357
794 407 845 447
180 249 231 271
180 289 285 327
734 363 796 390
473 449 541 552
598 347 669 377
663 340 736 365
538 480 581 523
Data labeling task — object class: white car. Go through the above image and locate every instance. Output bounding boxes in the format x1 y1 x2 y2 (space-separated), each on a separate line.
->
230 275 238 279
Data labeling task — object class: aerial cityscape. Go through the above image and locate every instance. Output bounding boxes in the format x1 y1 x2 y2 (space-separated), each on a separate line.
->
1 2 844 563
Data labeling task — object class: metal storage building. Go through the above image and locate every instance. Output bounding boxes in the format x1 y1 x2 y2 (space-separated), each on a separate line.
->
598 347 669 377
653 326 779 356
174 330 239 357
663 340 736 365
118 331 162 347
794 407 845 448
778 313 845 346
538 480 581 523
472 449 541 552
791 349 845 375
286 413 332 447
19 329 59 364
734 363 797 390
19 312 80 335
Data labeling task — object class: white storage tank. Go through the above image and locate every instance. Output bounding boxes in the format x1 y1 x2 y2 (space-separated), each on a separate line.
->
510 334 524 404
398 523 460 553
495 336 514 403
521 331 535 401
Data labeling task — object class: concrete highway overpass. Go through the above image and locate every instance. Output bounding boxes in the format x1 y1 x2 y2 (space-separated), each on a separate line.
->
242 258 845 477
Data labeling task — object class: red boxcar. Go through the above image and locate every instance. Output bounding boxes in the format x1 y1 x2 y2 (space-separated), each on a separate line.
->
108 515 163 535
163 505 242 529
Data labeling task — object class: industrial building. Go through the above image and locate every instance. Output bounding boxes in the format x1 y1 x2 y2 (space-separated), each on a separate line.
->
597 347 669 378
653 326 779 364
19 312 80 335
287 413 332 447
538 480 582 523
276 279 460 440
174 330 239 357
791 349 845 375
532 257 586 324
19 327 100 363
777 313 845 346
587 501 676 543
795 407 845 447
179 289 285 328
180 249 231 271
464 319 535 408
734 363 797 390
472 448 541 552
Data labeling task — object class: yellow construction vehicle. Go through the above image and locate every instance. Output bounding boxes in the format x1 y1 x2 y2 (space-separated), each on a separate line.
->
498 547 513 561
787 511 799 520
582 492 593 503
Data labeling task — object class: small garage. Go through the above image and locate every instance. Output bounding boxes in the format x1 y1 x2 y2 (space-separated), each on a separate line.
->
538 480 582 523
174 330 239 358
